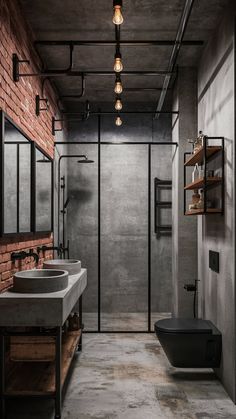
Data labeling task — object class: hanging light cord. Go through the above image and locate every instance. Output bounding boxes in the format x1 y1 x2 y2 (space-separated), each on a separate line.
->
114 12 123 124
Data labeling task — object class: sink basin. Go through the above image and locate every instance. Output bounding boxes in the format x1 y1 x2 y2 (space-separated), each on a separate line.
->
12 269 69 293
43 259 81 275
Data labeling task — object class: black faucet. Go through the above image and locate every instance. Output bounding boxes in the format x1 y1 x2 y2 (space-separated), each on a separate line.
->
11 249 39 264
37 245 62 256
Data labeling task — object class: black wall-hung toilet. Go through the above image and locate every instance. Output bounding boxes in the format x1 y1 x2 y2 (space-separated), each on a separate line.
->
155 318 222 368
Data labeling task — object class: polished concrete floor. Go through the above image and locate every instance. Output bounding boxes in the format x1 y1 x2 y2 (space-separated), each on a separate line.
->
83 312 171 331
8 333 236 419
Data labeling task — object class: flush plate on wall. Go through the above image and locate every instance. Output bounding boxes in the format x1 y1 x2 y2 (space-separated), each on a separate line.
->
209 250 220 273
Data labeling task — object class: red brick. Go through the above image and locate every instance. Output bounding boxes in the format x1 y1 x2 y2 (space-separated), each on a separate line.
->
0 0 57 284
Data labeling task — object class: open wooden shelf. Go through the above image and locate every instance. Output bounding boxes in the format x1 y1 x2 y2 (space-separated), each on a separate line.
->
184 146 222 166
185 209 222 216
184 177 222 190
6 330 81 396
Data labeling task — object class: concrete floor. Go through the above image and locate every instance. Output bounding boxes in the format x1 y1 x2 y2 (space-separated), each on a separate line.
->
83 312 171 331
8 333 236 419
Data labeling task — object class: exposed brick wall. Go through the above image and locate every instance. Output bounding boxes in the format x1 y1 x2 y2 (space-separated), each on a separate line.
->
0 0 60 290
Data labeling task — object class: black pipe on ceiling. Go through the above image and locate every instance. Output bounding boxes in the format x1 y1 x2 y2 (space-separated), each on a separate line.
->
59 110 179 116
18 70 174 78
34 40 204 47
154 0 195 118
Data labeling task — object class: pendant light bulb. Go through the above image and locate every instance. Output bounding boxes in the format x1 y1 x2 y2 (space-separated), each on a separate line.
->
116 116 122 126
114 77 123 94
114 52 123 72
113 2 124 25
115 98 122 111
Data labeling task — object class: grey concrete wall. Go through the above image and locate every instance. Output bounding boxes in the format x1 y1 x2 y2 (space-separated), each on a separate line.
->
197 3 235 401
100 144 148 316
65 108 173 329
151 145 172 315
172 67 198 317
68 101 172 144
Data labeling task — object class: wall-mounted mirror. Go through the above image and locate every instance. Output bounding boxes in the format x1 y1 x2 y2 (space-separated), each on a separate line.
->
0 111 53 236
0 113 32 235
35 148 53 232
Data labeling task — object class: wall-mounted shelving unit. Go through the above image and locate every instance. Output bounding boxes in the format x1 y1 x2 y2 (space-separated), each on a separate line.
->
184 137 224 216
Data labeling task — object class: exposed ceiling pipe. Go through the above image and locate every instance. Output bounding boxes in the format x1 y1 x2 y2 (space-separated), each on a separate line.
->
124 87 170 92
154 0 195 118
61 110 178 116
35 40 203 47
57 74 86 111
60 74 85 100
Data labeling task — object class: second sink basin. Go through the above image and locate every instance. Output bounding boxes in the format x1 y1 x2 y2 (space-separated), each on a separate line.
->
12 269 68 293
43 259 81 275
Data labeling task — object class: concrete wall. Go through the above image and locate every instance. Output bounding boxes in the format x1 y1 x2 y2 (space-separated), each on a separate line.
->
197 3 235 401
68 102 172 144
172 67 198 317
66 111 173 329
151 145 172 316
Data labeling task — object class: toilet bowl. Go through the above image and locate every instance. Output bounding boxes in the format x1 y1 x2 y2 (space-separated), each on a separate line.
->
155 318 222 368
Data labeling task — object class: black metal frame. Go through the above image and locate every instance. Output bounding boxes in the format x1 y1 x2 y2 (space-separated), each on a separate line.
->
55 115 177 333
154 177 172 235
0 326 62 419
0 110 53 237
184 136 224 216
35 145 54 234
0 294 83 419
57 154 90 258
0 111 33 236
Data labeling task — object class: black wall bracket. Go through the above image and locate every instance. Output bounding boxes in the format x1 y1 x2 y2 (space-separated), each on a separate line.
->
35 95 49 116
52 117 64 136
12 53 30 82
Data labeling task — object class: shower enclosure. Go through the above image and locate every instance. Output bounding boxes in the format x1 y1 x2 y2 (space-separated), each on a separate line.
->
55 115 174 332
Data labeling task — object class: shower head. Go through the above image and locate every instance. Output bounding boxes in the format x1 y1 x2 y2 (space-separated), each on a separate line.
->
77 156 94 164
37 156 51 163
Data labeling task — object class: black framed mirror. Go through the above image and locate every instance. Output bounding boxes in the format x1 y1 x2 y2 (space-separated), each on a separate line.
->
0 112 33 235
35 147 53 233
0 111 53 236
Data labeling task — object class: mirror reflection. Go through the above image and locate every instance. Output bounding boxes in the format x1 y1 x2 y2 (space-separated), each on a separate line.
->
36 148 52 232
4 119 31 234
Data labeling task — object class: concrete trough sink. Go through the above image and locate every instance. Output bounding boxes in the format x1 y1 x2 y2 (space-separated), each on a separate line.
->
43 259 81 276
12 269 69 294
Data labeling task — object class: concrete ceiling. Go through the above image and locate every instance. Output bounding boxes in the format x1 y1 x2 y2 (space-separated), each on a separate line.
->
19 0 228 110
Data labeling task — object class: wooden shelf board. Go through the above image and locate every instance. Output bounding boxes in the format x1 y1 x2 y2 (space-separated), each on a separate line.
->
185 146 222 166
185 209 222 216
184 177 222 190
6 330 81 396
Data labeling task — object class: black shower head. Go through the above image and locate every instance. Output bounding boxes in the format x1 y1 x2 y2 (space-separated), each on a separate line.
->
37 156 51 163
77 156 94 164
